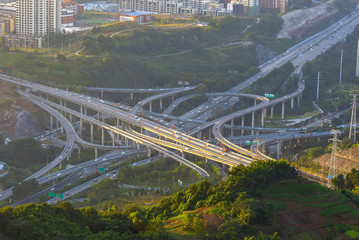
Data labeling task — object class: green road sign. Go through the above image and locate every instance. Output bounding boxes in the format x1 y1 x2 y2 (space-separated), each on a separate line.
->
269 94 275 98
264 93 270 98
58 194 64 199
48 192 55 197
245 141 251 145
99 167 105 172
253 141 258 145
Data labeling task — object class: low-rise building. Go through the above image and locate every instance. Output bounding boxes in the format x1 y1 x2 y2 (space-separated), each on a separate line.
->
117 12 151 24
61 9 74 27
4 35 43 48
62 1 85 16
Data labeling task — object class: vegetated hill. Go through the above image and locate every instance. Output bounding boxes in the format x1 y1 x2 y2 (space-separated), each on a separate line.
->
313 145 359 173
1 160 359 239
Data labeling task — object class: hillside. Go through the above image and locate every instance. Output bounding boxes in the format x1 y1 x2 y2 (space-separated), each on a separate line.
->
2 161 359 239
313 146 359 173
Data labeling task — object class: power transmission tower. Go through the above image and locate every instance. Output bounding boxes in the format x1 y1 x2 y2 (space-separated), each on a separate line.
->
349 94 358 143
327 130 341 188
316 72 321 101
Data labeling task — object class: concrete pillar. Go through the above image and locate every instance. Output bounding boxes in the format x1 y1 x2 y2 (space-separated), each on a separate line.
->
291 97 294 109
101 128 104 145
277 141 281 159
69 114 72 123
147 148 151 157
131 92 134 101
59 100 63 115
61 125 64 134
231 119 234 137
84 107 87 116
261 109 264 126
50 115 53 130
209 128 212 139
281 102 285 120
254 99 257 106
116 119 120 142
101 90 103 99
160 98 163 110
90 124 93 143
102 113 104 123
95 148 98 159
241 116 244 136
270 106 274 119
77 147 80 156
149 101 152 112
197 131 202 139
264 108 267 119
251 112 255 135
297 94 300 106
80 106 83 133
56 119 59 128
171 95 175 102
112 133 115 146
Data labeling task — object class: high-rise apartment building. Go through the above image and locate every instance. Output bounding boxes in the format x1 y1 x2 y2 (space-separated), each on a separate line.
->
16 0 61 36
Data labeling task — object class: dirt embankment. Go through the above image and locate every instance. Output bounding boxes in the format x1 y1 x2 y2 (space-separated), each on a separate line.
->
0 83 46 139
313 146 359 173
277 0 337 39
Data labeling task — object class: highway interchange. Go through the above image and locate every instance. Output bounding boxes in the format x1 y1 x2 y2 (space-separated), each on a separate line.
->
1 6 359 203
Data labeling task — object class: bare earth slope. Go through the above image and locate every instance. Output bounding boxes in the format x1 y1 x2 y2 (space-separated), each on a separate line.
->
277 0 337 39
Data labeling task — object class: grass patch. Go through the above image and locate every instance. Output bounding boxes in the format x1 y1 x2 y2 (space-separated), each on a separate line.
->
346 230 359 239
263 199 287 210
321 204 354 217
300 191 334 203
291 231 312 240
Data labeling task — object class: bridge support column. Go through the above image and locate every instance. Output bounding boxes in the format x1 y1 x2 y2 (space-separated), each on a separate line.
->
69 114 72 123
80 106 83 133
251 112 255 135
78 147 81 156
277 141 281 159
147 148 151 157
209 128 212 139
61 125 64 134
241 116 244 136
291 97 294 109
149 101 152 112
101 128 104 145
50 115 53 130
90 124 93 143
160 98 163 110
56 119 59 129
171 95 175 102
84 107 87 116
116 119 120 142
254 99 257 106
231 119 234 137
281 102 285 120
197 131 202 139
261 109 265 127
261 142 265 153
131 92 134 101
112 133 115 146
95 148 98 159
101 90 103 99
270 106 274 119
102 113 104 123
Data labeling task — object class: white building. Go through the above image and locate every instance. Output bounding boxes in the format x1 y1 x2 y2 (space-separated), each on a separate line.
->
16 0 61 36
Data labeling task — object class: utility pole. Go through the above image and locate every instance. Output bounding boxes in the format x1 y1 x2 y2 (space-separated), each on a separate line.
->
327 130 341 189
356 39 359 77
349 94 358 143
316 72 321 101
339 49 343 85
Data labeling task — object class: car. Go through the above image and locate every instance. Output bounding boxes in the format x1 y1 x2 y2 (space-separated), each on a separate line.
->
121 152 126 155
57 173 62 176
65 193 69 196
50 188 55 191
102 157 108 161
